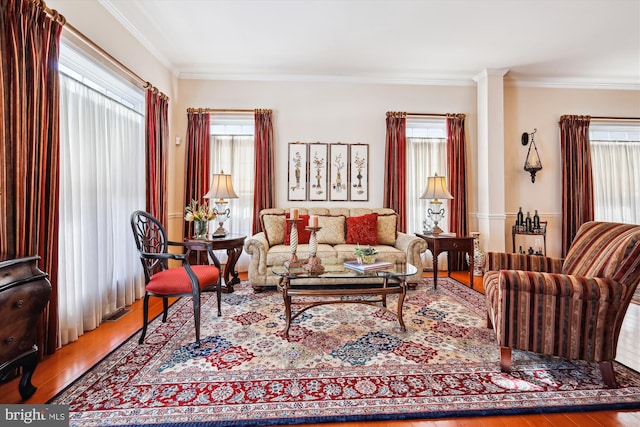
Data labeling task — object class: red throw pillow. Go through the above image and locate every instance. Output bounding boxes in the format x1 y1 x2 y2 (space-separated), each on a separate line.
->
284 214 311 245
346 213 379 245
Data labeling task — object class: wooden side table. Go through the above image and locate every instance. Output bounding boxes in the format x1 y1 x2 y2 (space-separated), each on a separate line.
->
185 233 246 293
415 233 475 290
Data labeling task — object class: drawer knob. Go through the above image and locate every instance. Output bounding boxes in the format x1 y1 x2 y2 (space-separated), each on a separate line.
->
16 300 24 308
6 336 14 344
453 243 459 248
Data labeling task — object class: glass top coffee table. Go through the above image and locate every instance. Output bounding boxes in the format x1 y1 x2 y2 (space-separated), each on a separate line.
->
272 262 417 338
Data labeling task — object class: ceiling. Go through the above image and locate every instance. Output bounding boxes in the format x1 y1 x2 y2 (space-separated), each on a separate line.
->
99 0 640 88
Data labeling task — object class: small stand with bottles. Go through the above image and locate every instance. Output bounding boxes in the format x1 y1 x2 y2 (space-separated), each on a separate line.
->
512 208 547 255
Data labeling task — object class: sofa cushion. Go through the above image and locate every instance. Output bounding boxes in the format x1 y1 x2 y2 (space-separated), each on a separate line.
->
317 215 346 244
284 214 311 245
262 214 285 246
377 214 398 245
346 213 379 245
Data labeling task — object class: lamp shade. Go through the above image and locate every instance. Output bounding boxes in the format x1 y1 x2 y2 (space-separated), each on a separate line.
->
420 174 453 200
203 171 239 200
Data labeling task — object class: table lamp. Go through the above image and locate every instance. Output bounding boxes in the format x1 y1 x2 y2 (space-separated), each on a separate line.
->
420 173 453 235
203 171 239 237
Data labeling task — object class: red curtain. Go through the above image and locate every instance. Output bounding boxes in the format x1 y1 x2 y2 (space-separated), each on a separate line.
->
252 109 274 234
384 112 407 231
145 88 169 226
184 111 210 239
559 115 594 256
0 0 62 355
446 114 469 270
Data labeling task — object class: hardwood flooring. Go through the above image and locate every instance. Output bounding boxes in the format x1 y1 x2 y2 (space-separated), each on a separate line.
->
1 271 639 426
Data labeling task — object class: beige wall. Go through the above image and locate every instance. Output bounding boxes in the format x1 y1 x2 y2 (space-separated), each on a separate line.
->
47 0 640 256
173 79 477 237
503 86 640 256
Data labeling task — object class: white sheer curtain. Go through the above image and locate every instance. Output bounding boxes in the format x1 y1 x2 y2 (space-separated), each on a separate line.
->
590 124 640 224
209 135 255 271
407 135 448 270
58 73 145 345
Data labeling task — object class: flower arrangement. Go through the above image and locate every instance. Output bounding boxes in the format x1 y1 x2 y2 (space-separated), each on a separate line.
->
354 244 377 263
184 199 217 222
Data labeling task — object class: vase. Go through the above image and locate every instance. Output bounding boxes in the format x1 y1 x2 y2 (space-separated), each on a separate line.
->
193 219 208 239
466 232 485 276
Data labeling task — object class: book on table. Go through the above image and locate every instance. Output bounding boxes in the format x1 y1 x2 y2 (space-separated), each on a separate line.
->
343 260 394 272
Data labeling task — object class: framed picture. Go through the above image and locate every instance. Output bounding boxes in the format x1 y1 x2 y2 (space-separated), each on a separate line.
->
288 142 308 201
349 143 369 201
329 143 349 201
308 142 328 201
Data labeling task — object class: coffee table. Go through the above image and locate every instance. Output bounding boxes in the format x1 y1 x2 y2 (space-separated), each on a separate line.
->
273 262 417 338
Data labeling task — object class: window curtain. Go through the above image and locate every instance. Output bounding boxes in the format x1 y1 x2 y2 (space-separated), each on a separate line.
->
252 109 274 234
210 135 254 271
184 112 210 238
384 112 407 231
0 0 62 355
559 115 594 256
57 73 146 345
446 113 469 270
145 88 169 226
590 127 640 224
407 136 447 270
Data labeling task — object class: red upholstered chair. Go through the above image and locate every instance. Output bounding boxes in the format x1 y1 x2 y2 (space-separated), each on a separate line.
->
130 210 222 345
484 221 640 388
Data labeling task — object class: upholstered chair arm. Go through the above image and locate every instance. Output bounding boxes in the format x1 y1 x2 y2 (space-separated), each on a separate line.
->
394 232 428 283
485 269 624 363
244 232 270 283
485 252 564 273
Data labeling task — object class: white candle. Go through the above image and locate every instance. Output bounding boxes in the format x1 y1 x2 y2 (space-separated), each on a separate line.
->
290 208 299 220
310 215 318 228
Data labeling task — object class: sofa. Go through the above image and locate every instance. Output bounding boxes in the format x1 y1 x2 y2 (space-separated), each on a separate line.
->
483 221 640 388
243 207 427 291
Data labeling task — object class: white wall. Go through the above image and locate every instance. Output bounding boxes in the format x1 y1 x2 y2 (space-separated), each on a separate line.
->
172 79 477 237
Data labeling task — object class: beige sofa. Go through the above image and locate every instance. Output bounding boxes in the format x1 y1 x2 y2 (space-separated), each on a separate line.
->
243 207 427 291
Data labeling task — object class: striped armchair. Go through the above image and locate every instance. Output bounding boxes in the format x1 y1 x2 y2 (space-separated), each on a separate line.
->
484 221 640 388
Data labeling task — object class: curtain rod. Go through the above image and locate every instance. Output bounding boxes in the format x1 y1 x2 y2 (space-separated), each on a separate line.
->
187 108 256 114
591 116 640 121
39 0 165 97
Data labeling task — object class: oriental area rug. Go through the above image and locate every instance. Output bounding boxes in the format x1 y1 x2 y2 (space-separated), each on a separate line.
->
50 279 640 426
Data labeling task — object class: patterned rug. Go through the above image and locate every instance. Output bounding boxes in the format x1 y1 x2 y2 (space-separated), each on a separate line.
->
51 279 640 426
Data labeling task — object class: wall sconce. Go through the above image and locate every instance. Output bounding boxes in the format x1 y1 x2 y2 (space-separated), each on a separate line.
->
521 128 542 183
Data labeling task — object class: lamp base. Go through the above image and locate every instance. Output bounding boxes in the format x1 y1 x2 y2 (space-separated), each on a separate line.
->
211 226 227 238
430 223 444 235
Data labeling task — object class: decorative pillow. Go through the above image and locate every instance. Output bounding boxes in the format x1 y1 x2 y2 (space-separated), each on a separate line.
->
377 214 398 245
346 213 379 245
284 214 311 245
316 215 346 244
261 214 285 246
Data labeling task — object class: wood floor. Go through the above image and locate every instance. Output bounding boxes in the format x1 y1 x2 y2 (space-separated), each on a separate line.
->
1 271 639 426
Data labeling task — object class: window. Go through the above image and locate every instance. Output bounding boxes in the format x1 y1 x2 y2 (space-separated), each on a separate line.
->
57 40 145 345
589 122 640 224
406 118 448 269
209 114 255 271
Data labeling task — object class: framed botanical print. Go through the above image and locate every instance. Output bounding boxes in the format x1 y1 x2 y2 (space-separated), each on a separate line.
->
329 143 349 201
288 142 308 201
349 143 369 201
308 142 328 201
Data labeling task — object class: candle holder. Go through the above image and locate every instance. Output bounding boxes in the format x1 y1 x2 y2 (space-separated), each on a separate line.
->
284 218 302 269
303 226 324 274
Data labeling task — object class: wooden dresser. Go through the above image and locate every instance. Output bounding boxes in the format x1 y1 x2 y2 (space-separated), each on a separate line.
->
0 256 52 399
